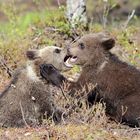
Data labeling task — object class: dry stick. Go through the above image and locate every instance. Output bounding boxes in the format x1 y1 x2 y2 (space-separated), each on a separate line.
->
45 27 60 32
19 101 30 128
60 86 68 101
121 105 128 116
119 105 128 126
123 10 135 30
59 82 69 101
70 36 80 45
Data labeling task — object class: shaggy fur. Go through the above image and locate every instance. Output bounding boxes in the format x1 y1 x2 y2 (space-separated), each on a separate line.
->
67 32 140 127
0 46 68 127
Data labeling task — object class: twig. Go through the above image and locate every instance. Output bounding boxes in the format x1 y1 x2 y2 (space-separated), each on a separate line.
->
70 36 80 45
123 10 135 29
19 101 30 128
121 105 128 116
60 86 68 101
102 1 108 29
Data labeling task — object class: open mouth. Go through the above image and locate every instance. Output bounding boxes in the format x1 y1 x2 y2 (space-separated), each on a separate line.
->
64 55 77 68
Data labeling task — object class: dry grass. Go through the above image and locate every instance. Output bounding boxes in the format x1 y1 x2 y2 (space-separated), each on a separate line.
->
1 75 140 139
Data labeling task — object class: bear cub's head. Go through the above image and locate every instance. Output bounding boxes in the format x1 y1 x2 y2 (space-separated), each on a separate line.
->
26 46 69 71
26 46 70 82
64 32 115 67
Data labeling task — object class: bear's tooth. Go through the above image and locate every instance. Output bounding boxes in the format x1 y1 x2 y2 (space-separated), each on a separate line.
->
64 58 73 68
70 57 77 63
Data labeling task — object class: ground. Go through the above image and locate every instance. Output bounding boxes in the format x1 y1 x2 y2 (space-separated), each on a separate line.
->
0 0 140 139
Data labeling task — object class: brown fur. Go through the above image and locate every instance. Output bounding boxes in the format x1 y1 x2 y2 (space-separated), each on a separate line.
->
0 68 59 127
0 46 68 127
67 32 140 127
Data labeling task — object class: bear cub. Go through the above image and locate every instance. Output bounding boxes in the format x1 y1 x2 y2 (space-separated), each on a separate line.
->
0 46 68 127
65 32 140 127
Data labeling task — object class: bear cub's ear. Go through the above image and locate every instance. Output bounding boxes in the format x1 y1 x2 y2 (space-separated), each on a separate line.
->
101 37 115 50
26 50 38 60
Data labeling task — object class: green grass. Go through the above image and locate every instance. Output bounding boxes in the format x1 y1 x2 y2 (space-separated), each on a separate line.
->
0 7 71 78
0 7 69 37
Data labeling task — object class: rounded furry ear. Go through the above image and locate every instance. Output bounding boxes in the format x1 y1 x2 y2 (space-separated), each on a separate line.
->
101 37 115 50
26 50 38 60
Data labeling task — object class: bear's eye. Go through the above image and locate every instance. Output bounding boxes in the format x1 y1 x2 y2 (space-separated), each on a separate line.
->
79 43 85 50
54 48 61 53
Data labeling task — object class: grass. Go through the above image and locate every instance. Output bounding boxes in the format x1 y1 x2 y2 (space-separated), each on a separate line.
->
0 90 139 140
0 1 140 139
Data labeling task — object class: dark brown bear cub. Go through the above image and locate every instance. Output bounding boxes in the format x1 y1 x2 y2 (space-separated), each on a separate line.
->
65 32 140 127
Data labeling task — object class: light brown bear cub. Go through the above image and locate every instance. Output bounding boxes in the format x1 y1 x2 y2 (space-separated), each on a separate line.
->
65 32 140 127
0 46 68 127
